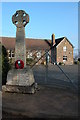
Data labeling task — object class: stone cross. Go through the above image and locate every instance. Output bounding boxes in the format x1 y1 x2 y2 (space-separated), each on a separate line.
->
4 10 36 94
12 10 29 67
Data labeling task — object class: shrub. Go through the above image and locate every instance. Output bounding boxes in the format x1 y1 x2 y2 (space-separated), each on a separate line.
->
0 44 2 88
59 62 62 65
2 45 11 85
26 58 34 65
59 62 65 65
78 58 80 62
74 61 79 65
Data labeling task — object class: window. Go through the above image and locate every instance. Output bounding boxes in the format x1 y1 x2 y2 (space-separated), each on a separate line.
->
27 52 32 58
12 53 14 57
8 50 11 57
63 46 67 51
8 50 14 58
63 56 67 61
37 51 41 58
27 55 30 58
12 50 14 57
47 55 50 62
30 52 32 58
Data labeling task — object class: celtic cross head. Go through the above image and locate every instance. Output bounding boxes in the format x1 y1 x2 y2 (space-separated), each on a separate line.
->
12 10 29 28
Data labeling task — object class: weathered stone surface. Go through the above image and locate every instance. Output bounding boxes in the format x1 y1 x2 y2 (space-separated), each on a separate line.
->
12 10 29 28
2 84 36 94
15 27 26 67
6 68 35 86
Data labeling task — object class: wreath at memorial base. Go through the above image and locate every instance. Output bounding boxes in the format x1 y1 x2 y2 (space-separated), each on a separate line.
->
15 60 24 69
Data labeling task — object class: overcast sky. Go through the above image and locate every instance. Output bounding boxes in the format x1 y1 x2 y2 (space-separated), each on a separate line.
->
1 2 78 49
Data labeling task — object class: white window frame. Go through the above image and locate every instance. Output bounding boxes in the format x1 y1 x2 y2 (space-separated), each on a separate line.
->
63 56 67 62
63 46 67 52
37 51 41 58
27 52 32 58
11 50 14 57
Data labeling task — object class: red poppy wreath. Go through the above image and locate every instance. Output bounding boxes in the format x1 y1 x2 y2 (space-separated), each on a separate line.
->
15 60 24 69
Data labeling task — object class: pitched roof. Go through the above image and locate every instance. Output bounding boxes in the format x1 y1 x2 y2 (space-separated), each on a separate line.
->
0 37 51 50
55 37 65 46
0 36 74 50
53 37 74 48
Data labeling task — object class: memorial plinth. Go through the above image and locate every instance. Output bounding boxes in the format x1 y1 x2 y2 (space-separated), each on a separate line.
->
2 10 37 94
7 68 34 86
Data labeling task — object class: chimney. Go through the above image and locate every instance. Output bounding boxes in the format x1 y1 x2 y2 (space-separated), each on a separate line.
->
52 34 55 45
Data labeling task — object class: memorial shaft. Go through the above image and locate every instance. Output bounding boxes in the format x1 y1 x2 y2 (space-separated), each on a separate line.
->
15 27 26 67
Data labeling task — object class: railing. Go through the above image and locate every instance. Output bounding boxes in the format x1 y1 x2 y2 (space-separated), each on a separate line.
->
26 45 78 90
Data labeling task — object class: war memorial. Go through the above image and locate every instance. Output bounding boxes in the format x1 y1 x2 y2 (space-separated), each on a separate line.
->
2 10 37 94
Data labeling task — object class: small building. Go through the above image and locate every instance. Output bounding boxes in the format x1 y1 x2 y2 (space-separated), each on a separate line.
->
0 34 74 65
51 34 74 65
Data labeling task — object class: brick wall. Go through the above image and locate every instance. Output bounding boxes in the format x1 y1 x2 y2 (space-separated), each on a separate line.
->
7 49 50 65
7 38 73 65
56 38 73 65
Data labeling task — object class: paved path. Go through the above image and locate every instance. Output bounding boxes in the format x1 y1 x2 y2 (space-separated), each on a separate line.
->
32 65 78 89
2 86 78 119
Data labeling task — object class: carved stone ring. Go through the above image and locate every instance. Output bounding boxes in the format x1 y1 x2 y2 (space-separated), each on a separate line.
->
12 10 29 28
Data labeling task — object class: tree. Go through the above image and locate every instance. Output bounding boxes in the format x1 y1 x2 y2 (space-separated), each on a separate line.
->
2 45 11 85
0 44 2 89
78 58 80 62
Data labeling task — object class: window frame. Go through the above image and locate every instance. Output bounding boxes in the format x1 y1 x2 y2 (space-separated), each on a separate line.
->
63 46 67 52
63 56 67 61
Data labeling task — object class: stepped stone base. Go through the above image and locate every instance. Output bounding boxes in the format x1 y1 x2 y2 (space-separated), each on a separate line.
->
2 67 38 94
2 83 37 94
